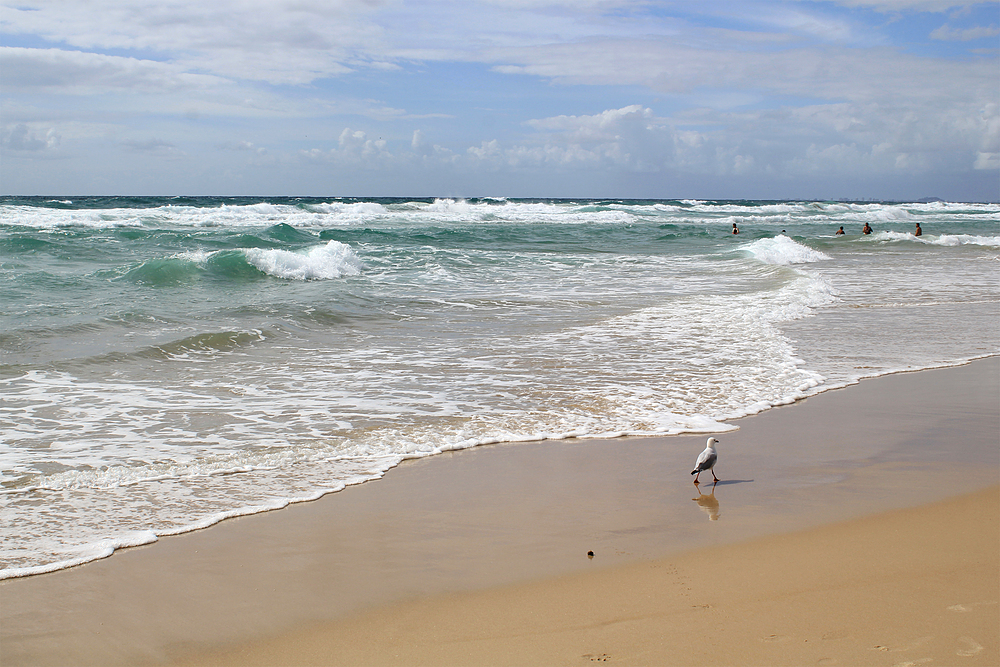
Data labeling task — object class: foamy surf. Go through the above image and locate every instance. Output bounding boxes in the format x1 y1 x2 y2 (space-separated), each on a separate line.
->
741 235 833 265
243 240 363 280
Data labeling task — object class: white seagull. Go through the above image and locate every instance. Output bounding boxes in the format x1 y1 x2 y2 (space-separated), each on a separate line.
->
691 437 719 484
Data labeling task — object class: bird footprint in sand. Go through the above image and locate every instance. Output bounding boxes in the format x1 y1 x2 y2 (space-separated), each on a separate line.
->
583 653 611 662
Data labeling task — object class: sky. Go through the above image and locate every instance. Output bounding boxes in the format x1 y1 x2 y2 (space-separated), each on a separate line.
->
1 0 998 200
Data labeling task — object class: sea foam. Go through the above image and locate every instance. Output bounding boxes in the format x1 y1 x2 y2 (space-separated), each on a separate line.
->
243 240 363 280
741 235 832 265
929 234 1000 247
873 231 1000 247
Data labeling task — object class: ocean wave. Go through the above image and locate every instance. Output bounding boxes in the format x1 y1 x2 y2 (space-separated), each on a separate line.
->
929 233 1000 247
302 201 390 219
5 199 998 232
117 255 206 285
873 231 1000 247
265 222 319 243
243 240 363 280
0 206 147 229
741 235 832 265
414 198 637 224
110 242 363 285
147 330 267 358
693 202 811 215
719 214 796 226
425 198 475 215
113 249 258 285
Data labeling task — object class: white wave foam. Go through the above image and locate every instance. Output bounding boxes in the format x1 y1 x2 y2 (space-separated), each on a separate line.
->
414 198 635 224
742 235 832 265
173 249 215 264
305 202 390 219
691 202 811 214
930 234 1000 247
0 530 159 580
4 200 1000 232
872 231 1000 247
0 206 147 229
243 240 363 280
719 214 795 226
426 198 473 215
0 487 355 580
869 230 917 243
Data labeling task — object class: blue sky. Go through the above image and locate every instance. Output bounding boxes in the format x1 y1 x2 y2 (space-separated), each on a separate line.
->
2 0 998 200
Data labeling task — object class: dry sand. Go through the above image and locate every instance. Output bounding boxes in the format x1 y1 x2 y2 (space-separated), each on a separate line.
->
1 358 998 666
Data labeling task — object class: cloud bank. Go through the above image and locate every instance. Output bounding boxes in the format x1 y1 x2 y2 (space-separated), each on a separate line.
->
2 0 997 199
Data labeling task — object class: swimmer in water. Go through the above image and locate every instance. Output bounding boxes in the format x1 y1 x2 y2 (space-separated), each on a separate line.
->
835 226 845 235
862 222 872 235
914 222 922 236
732 223 739 235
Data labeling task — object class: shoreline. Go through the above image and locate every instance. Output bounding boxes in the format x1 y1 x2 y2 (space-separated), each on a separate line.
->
3 353 994 583
1 358 997 666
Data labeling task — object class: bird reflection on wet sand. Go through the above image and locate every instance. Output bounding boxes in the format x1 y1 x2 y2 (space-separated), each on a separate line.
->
693 485 720 521
690 478 753 521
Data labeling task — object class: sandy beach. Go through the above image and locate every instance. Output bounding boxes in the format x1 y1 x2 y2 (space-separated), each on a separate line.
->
2 358 998 666
187 486 999 667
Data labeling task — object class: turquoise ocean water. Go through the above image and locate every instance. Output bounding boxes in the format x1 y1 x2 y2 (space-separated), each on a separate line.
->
2 196 998 577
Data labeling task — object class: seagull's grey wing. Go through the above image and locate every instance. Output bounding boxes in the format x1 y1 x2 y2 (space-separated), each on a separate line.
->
694 451 717 472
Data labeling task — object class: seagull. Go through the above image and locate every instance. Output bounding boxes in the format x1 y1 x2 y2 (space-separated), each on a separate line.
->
691 437 719 484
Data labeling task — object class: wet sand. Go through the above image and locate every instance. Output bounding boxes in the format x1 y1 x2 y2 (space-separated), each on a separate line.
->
1 358 997 666
185 486 1000 667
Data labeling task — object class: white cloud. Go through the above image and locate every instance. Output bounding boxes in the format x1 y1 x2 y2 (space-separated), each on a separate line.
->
931 23 1000 40
1 1 386 85
465 96 998 179
0 0 876 89
0 47 225 93
705 4 864 44
979 102 1000 152
469 106 676 172
527 105 653 139
411 129 454 159
338 128 388 157
297 128 394 167
1 124 60 151
491 39 995 109
3 2 992 110
411 129 428 152
218 140 267 155
973 152 999 169
818 0 986 11
467 139 503 161
121 138 178 152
